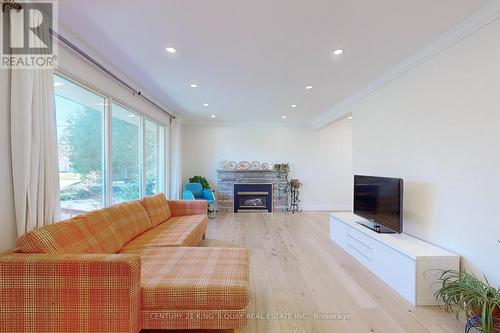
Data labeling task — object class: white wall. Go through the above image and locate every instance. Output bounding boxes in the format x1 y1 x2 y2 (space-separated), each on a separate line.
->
182 120 353 210
351 18 500 285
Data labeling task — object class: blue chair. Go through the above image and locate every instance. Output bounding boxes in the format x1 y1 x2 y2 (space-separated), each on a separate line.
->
183 182 216 217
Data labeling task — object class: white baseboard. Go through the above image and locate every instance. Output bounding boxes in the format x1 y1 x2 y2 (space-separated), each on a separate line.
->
300 206 352 211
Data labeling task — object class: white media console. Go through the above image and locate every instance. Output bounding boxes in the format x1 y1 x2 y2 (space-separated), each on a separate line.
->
329 212 459 305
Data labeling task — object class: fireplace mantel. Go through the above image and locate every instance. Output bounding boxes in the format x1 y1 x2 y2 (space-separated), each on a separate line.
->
217 169 287 212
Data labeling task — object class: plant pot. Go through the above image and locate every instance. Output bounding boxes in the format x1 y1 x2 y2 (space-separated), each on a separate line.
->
493 307 500 333
471 306 500 333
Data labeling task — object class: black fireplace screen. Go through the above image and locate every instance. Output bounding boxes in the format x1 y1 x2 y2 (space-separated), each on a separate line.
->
238 194 267 208
234 184 272 212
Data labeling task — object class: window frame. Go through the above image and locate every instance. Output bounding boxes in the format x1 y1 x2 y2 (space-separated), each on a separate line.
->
143 117 165 197
110 100 143 204
54 70 167 210
54 71 109 210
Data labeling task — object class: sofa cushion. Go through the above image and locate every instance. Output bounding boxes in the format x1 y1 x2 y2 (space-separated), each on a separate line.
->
120 214 208 251
137 247 249 310
140 193 171 227
79 211 123 253
98 201 153 246
16 211 122 254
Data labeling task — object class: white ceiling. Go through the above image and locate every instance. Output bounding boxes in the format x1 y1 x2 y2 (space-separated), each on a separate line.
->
58 0 491 126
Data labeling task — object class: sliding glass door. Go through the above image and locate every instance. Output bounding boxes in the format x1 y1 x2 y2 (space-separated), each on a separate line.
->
111 103 141 204
54 73 166 217
54 75 106 218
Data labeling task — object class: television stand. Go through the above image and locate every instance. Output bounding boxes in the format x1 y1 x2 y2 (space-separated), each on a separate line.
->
329 212 459 305
357 221 396 234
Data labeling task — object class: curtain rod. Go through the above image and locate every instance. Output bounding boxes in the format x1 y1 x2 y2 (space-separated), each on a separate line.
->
50 28 175 119
2 0 21 12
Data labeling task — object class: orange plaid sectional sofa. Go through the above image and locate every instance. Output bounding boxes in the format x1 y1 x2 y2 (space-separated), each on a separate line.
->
0 193 250 332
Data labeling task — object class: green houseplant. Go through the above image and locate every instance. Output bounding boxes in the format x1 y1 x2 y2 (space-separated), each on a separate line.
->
188 175 211 190
435 270 500 333
273 163 290 174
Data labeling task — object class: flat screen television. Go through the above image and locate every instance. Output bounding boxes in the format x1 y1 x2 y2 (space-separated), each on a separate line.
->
353 175 403 234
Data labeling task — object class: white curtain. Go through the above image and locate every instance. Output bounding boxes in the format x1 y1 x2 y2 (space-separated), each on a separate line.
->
10 12 60 235
170 118 182 199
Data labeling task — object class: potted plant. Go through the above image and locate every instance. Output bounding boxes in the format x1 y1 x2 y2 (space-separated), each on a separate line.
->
273 163 290 211
435 270 500 333
273 163 290 174
188 175 211 189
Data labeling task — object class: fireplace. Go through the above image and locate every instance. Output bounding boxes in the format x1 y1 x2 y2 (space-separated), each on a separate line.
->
234 183 273 213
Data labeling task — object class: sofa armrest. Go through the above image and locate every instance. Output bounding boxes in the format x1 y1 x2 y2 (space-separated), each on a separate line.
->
168 199 208 216
0 253 141 333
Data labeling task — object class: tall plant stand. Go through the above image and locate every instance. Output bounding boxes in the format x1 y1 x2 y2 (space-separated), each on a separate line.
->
465 315 500 333
465 316 482 333
288 181 301 213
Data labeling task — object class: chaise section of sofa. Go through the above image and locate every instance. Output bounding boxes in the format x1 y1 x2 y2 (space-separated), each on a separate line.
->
132 247 249 330
0 193 249 332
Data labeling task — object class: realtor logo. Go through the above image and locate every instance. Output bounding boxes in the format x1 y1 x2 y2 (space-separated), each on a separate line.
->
1 0 57 68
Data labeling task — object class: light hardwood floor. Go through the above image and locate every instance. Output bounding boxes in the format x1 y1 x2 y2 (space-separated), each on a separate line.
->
147 212 464 333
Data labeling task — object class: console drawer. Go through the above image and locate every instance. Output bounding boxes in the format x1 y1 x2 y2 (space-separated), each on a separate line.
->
345 229 374 268
347 227 375 247
348 227 374 252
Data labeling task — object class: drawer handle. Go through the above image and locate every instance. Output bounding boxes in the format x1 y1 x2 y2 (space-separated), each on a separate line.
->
347 233 372 250
347 244 372 262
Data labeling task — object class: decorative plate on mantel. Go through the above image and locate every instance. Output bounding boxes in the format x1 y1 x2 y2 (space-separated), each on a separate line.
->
238 161 250 170
250 161 260 169
227 161 237 170
261 162 269 170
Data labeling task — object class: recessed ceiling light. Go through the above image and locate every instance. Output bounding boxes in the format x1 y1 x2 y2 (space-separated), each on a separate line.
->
290 104 297 108
203 103 209 107
333 49 344 55
305 85 313 90
347 116 353 120
282 115 287 119
210 115 216 118
54 82 63 87
190 83 198 88
166 47 176 53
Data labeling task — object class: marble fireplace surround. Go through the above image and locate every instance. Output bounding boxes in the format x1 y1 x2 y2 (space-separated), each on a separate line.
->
217 170 287 213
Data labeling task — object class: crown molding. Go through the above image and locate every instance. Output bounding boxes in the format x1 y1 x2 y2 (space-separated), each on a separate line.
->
311 0 500 130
